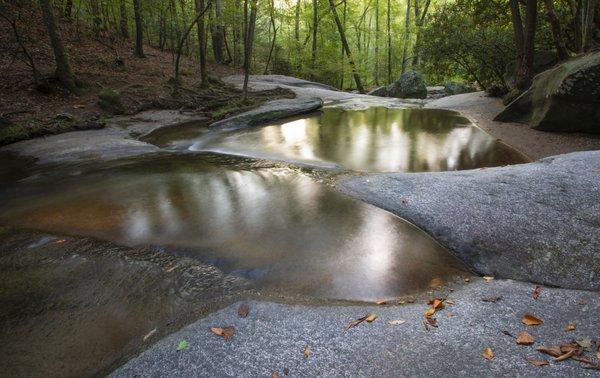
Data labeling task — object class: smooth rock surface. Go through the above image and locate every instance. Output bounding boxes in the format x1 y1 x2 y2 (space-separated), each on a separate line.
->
114 279 600 377
339 151 600 291
209 98 323 132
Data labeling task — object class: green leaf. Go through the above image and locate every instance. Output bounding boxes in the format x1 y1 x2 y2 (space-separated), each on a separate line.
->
176 340 189 351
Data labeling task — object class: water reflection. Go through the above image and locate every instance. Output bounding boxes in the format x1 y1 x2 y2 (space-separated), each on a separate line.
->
0 155 467 301
191 107 528 172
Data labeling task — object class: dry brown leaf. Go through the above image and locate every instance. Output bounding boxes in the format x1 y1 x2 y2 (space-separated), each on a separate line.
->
483 347 494 360
283 367 290 375
210 326 235 340
272 373 280 378
238 304 249 318
522 314 543 326
554 350 575 362
304 346 312 358
428 277 444 288
446 312 455 317
388 319 406 325
565 322 576 332
527 358 549 367
445 299 455 305
365 314 377 322
432 299 445 310
596 348 600 360
532 285 541 300
483 276 494 282
347 314 377 330
536 345 562 357
375 300 387 305
424 308 436 317
516 331 535 345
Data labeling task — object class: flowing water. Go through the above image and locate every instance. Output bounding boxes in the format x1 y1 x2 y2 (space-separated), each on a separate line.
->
0 107 529 301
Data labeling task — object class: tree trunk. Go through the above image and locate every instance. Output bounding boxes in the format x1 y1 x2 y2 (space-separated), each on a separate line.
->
119 0 129 38
374 0 379 85
582 0 598 51
519 0 538 89
311 0 318 66
264 0 277 74
543 0 569 60
38 0 78 92
411 0 431 67
327 0 365 93
401 0 411 73
243 0 258 101
194 0 208 86
509 0 525 87
212 0 225 63
295 0 301 41
133 0 145 57
386 0 391 84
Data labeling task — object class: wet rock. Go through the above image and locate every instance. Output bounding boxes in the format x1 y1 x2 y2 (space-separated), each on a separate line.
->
98 89 126 115
495 52 600 133
339 151 600 291
209 98 323 132
367 86 388 97
387 71 427 99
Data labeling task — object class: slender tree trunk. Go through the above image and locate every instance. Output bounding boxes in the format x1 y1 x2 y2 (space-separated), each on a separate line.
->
509 0 525 86
212 0 225 63
295 0 301 41
401 0 411 73
90 0 102 30
543 0 569 60
340 0 347 89
243 0 258 101
133 0 145 57
328 0 365 93
264 0 277 74
411 0 431 67
195 0 208 86
38 0 78 91
582 0 598 51
386 0 391 84
374 0 379 85
119 0 129 38
311 0 318 66
519 0 538 89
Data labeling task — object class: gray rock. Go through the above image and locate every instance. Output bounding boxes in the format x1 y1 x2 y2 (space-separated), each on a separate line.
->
367 86 388 97
338 151 600 291
387 71 428 99
443 81 475 95
114 280 600 377
495 52 600 133
209 98 323 132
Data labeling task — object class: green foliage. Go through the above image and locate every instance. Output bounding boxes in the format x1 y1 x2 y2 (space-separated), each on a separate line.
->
176 340 189 351
98 89 125 115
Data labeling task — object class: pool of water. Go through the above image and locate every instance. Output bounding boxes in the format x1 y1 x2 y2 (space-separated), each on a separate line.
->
0 154 468 301
185 107 529 172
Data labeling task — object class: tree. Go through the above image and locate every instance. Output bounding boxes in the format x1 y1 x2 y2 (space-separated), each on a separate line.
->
543 0 568 60
195 0 208 86
387 0 391 84
212 0 225 63
509 0 538 90
119 0 129 38
243 0 258 101
264 0 278 74
311 0 318 66
401 0 410 73
38 0 78 92
327 0 365 93
133 0 145 57
411 0 431 67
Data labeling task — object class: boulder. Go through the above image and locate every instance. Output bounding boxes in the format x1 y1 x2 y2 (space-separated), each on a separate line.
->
495 52 600 133
443 81 474 95
367 86 388 97
387 71 427 99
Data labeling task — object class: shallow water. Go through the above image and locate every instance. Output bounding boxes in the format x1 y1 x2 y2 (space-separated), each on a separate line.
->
187 107 529 172
0 154 468 301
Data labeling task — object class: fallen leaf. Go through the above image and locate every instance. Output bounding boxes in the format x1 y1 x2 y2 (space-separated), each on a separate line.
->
428 277 444 288
388 319 406 325
446 312 455 317
532 285 541 300
578 299 588 305
375 299 387 305
527 358 549 367
536 345 565 358
554 350 575 362
423 317 438 330
347 314 377 330
483 347 494 360
210 326 235 340
304 346 312 358
143 328 157 341
445 299 455 305
424 308 436 317
238 304 249 318
565 322 576 332
176 340 189 351
597 348 600 360
522 314 543 326
283 368 290 375
272 373 280 378
516 331 535 345
481 296 502 303
397 300 406 305
432 299 445 310
483 276 494 282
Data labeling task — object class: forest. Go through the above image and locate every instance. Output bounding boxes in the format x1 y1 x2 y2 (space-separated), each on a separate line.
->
1 0 599 376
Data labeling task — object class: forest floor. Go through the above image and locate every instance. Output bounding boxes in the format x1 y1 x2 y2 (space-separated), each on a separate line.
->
0 2 293 146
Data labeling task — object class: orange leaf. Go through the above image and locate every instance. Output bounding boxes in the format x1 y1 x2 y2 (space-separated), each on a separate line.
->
516 331 535 345
210 326 235 340
527 358 549 367
483 347 494 360
432 299 445 310
304 346 312 358
238 304 249 318
522 314 543 326
347 314 377 330
428 277 444 288
565 322 576 332
424 308 436 317
375 300 387 305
